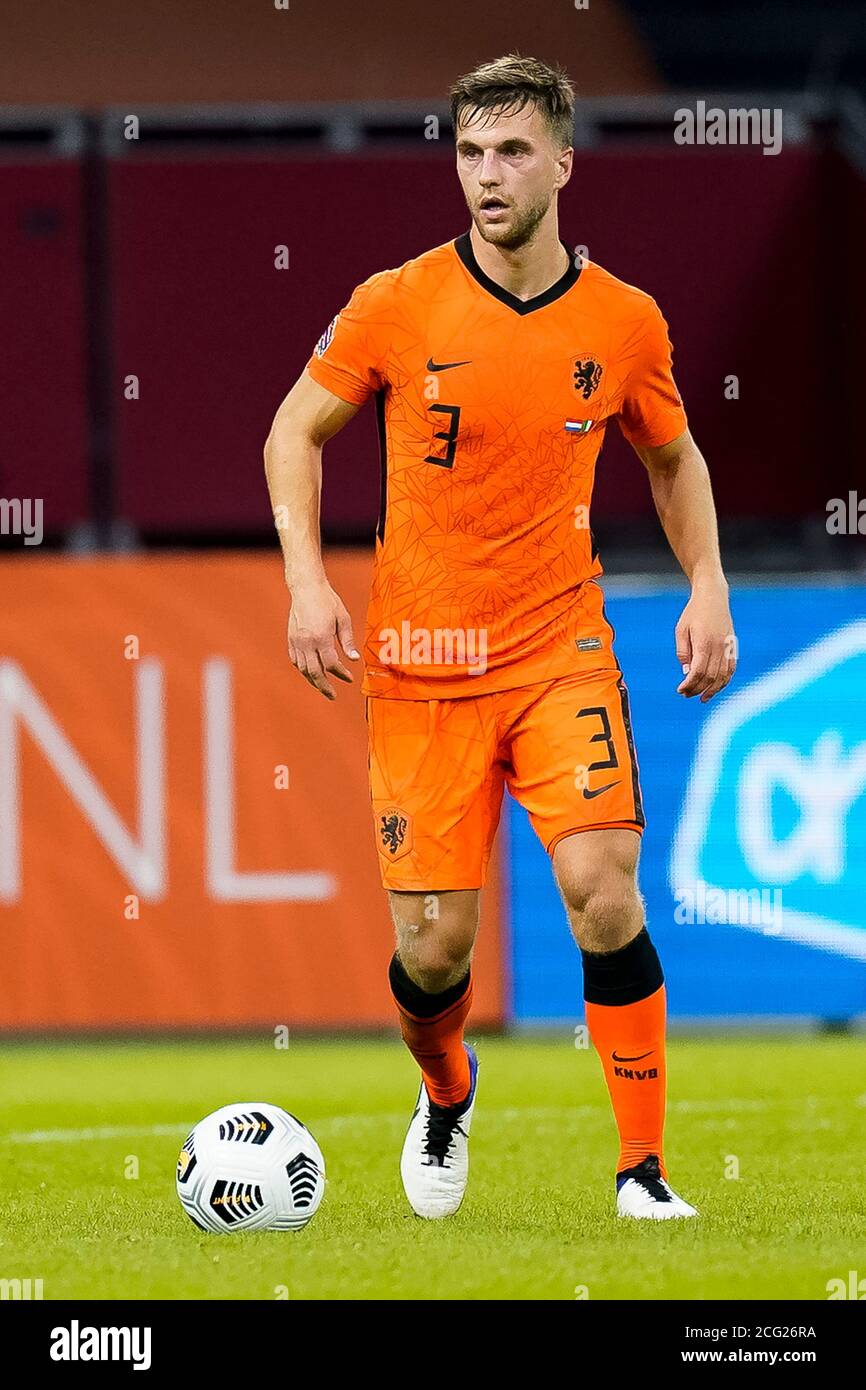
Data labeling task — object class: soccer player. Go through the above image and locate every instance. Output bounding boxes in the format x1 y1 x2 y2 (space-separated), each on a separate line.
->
264 54 736 1221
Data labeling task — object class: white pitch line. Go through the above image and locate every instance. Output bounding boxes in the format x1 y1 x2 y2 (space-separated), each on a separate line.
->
2 1123 188 1145
1 1115 400 1145
0 1097 787 1146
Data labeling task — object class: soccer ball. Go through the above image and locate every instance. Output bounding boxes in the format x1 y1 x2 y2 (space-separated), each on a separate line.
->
176 1101 325 1233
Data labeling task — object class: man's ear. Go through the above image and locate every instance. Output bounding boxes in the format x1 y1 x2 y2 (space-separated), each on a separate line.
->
555 147 574 190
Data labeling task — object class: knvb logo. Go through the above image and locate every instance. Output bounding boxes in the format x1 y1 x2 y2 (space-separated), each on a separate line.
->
573 357 603 400
0 497 43 545
380 810 408 855
611 1051 658 1081
377 805 412 862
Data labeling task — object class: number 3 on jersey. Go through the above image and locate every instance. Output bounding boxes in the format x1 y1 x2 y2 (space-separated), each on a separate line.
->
425 404 461 469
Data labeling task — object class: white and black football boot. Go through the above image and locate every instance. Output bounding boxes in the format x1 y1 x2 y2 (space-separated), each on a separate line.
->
616 1153 699 1220
400 1043 479 1219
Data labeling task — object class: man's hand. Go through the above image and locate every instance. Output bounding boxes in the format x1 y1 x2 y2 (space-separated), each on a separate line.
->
675 580 736 703
633 429 736 705
288 580 359 700
264 373 364 700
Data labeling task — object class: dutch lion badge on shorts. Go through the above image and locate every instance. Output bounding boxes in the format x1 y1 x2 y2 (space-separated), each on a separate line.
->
377 806 413 862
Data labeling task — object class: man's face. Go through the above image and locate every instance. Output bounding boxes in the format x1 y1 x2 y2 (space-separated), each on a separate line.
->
455 102 572 250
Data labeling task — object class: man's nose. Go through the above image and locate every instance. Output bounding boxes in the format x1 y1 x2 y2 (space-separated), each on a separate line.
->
477 152 501 184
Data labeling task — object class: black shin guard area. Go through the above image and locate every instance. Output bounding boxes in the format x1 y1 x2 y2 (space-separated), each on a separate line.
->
388 953 470 1018
581 927 664 1007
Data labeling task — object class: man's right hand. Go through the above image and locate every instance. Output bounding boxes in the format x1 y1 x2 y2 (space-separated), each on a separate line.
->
287 580 360 700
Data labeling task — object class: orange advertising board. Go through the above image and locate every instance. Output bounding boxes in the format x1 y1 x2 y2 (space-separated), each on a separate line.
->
0 553 505 1030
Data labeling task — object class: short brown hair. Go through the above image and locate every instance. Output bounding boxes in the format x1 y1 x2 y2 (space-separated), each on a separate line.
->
450 54 575 149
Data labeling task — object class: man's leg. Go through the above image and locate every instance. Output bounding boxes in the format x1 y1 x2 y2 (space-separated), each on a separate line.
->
388 888 479 1107
553 829 665 1169
387 888 483 1218
553 827 696 1218
504 667 697 1218
366 692 502 1218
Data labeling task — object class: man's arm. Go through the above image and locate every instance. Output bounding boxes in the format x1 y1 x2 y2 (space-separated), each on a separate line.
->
632 427 736 703
263 369 361 700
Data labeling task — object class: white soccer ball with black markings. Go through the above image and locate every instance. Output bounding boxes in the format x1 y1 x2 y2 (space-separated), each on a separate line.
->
176 1101 325 1233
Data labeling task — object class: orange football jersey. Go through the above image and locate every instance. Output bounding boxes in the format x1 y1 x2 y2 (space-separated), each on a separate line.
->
305 234 687 698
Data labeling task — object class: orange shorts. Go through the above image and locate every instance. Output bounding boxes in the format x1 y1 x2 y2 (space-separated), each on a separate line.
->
367 668 645 890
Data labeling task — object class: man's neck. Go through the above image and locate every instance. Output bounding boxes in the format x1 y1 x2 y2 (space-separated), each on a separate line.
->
468 220 569 303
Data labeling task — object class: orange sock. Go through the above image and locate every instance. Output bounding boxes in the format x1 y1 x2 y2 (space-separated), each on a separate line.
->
389 955 472 1107
581 928 667 1177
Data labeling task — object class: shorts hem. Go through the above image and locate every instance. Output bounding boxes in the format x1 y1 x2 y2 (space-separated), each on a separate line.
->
380 878 486 892
546 821 645 857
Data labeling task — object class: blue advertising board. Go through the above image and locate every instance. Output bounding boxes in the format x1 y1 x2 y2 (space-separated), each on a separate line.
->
507 582 866 1022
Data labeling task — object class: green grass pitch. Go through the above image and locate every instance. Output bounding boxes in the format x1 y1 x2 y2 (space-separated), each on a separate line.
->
1 1034 864 1300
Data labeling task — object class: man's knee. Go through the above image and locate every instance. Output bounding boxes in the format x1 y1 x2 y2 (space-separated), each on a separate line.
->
553 831 644 953
389 889 479 992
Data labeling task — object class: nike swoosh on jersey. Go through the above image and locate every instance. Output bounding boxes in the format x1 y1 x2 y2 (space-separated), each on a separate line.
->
612 1050 653 1063
426 357 472 372
582 781 620 800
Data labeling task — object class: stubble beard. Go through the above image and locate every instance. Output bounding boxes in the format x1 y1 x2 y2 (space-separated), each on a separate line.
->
470 190 553 251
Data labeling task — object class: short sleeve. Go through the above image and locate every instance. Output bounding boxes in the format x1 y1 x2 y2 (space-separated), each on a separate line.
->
617 299 688 448
304 277 390 405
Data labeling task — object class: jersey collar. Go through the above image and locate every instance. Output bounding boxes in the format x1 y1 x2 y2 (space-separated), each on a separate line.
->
453 231 582 316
